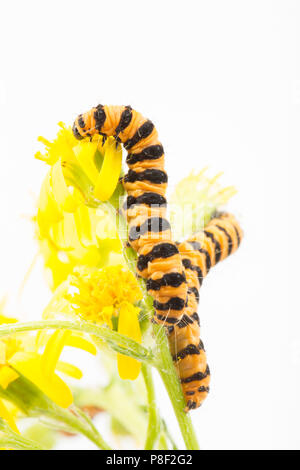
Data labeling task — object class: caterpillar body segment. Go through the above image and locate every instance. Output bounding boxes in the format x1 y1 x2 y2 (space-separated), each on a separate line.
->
73 105 188 326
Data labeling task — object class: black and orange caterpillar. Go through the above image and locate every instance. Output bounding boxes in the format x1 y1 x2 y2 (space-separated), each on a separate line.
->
72 105 243 412
73 105 188 328
170 212 243 410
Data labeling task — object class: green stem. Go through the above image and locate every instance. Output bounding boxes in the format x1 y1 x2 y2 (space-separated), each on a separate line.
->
0 437 44 450
142 364 160 450
161 419 178 450
158 432 168 450
0 320 155 366
153 324 200 450
0 423 45 450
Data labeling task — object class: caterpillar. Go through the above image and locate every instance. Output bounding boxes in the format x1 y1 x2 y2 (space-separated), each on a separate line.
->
72 105 243 412
170 212 243 411
73 105 188 328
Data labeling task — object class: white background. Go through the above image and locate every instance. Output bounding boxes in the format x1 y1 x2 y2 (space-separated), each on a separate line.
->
0 0 298 450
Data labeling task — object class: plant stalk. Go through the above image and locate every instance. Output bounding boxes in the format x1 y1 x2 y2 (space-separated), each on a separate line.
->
142 364 160 450
0 320 155 366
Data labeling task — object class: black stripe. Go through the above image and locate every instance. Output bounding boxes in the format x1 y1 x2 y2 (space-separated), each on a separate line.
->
186 391 195 396
94 104 106 132
124 169 167 184
147 272 186 291
177 314 194 328
114 105 132 136
188 287 199 303
188 241 211 273
124 120 154 150
186 400 197 410
78 115 85 128
137 243 179 272
216 225 233 255
198 339 204 350
125 192 167 210
155 314 179 324
181 365 210 384
191 312 200 326
72 124 84 140
204 230 221 263
233 224 241 246
182 259 203 286
126 145 164 165
129 217 170 242
154 297 185 311
172 343 201 362
198 386 210 393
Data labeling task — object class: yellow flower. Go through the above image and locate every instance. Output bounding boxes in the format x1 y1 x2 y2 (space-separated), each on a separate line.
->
8 330 96 408
169 168 237 240
35 123 124 290
45 265 143 381
35 122 79 166
35 122 123 203
66 265 143 325
37 204 122 291
0 314 96 430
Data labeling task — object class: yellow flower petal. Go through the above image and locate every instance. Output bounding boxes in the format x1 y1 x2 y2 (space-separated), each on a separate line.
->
101 306 114 329
0 366 19 389
37 172 64 235
73 142 99 184
35 330 50 350
0 399 19 433
0 315 18 325
94 137 122 201
117 303 142 381
36 123 78 166
0 342 5 364
73 205 96 247
41 330 71 381
8 352 73 409
63 334 97 356
49 213 80 251
56 361 83 380
51 159 81 213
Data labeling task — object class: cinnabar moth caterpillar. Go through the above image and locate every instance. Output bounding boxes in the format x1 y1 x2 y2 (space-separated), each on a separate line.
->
73 105 187 327
72 105 243 412
171 212 243 411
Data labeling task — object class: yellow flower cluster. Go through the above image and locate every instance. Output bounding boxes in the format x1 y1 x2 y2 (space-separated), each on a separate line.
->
35 123 123 290
0 315 96 432
67 266 143 326
45 265 143 381
34 125 144 383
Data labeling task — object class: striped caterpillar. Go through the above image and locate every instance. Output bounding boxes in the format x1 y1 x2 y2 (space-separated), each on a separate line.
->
73 105 188 327
171 212 243 410
72 105 243 412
